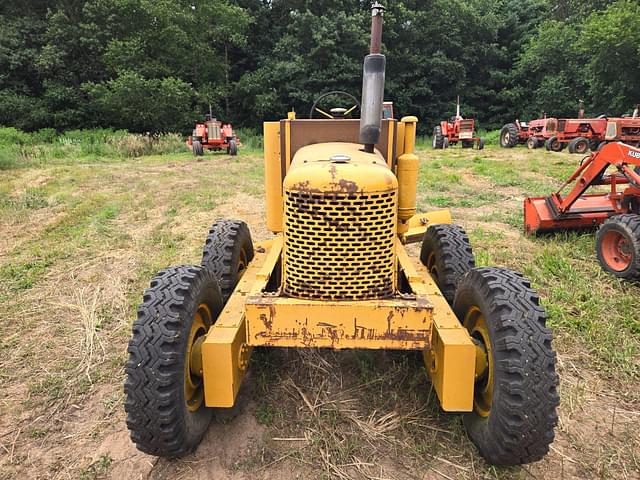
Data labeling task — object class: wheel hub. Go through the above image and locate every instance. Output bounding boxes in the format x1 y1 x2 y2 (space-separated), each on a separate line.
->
601 230 632 271
464 306 493 417
185 303 212 412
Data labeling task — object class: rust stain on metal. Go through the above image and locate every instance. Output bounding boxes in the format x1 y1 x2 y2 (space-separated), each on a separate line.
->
259 313 272 331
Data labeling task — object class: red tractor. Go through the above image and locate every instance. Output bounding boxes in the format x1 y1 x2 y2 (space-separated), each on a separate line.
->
544 116 640 154
187 114 240 156
432 97 484 150
524 142 640 278
500 117 559 149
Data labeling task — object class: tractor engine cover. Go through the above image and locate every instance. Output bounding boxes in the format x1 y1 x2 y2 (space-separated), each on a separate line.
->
283 142 398 301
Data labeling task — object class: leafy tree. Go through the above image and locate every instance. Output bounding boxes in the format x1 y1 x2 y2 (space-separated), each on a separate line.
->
579 1 640 114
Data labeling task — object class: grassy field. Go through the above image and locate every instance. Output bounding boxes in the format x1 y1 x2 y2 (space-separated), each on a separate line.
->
0 139 638 479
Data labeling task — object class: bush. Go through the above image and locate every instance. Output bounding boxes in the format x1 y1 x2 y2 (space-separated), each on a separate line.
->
235 128 262 152
0 127 31 146
31 128 59 144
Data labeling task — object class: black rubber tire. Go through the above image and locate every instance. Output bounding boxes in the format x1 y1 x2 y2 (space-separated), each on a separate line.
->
595 214 640 279
432 126 444 149
462 140 474 149
499 123 519 148
229 139 238 156
589 139 601 151
526 137 540 149
201 219 254 303
476 138 485 150
125 265 224 457
193 140 204 156
420 224 475 304
453 268 559 466
545 136 563 152
568 137 589 155
442 137 449 149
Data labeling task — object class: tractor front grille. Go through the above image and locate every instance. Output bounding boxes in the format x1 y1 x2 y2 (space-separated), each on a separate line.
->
460 119 474 132
284 190 397 301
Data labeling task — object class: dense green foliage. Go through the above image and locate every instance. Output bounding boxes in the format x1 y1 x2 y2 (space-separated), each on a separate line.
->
1 0 637 134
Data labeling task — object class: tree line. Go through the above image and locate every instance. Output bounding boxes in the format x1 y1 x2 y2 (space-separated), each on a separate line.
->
0 0 638 135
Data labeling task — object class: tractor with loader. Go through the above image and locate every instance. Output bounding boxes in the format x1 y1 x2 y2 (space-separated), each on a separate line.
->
187 113 240 156
432 97 485 150
524 142 640 278
125 3 559 466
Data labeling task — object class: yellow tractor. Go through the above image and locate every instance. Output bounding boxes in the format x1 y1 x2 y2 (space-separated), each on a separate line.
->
124 3 559 466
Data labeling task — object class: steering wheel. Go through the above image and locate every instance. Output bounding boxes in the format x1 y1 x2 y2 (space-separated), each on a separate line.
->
309 91 360 119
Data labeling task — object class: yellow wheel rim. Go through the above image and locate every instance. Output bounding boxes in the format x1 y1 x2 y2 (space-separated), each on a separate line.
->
185 303 212 412
464 306 493 417
426 251 438 281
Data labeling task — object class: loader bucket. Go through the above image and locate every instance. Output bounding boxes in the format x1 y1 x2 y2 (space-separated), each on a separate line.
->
524 195 615 235
523 197 553 235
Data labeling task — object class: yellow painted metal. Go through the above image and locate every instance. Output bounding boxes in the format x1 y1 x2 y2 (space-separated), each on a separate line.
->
399 210 453 244
285 120 292 171
201 241 272 408
283 142 398 301
463 307 493 417
386 119 395 168
246 239 432 350
396 121 406 158
288 110 296 120
410 250 474 412
284 142 395 192
396 117 419 234
264 122 283 233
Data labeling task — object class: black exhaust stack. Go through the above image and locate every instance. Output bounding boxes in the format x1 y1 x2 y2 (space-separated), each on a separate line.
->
359 2 386 153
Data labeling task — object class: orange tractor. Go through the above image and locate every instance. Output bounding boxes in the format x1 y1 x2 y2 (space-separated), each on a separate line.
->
187 114 240 156
432 97 484 150
525 142 640 278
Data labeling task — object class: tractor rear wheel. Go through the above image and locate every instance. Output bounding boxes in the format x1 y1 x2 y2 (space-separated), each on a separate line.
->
545 136 564 152
228 139 238 156
125 266 224 457
432 126 444 149
193 140 204 156
595 214 640 279
454 268 559 465
420 224 475 304
499 123 518 148
201 219 254 303
527 137 540 149
568 137 589 154
442 137 449 149
589 139 601 151
476 138 485 150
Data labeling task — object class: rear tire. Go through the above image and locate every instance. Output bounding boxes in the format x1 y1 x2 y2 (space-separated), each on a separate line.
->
589 139 601 151
125 266 224 457
420 224 475 304
201 219 254 303
193 140 204 157
476 138 485 150
442 137 449 149
499 123 518 148
595 214 640 279
432 126 444 149
454 268 559 465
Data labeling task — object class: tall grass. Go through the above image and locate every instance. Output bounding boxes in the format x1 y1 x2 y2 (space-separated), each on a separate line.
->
0 127 188 169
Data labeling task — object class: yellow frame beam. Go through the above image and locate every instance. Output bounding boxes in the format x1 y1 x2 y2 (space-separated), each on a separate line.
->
202 235 475 412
